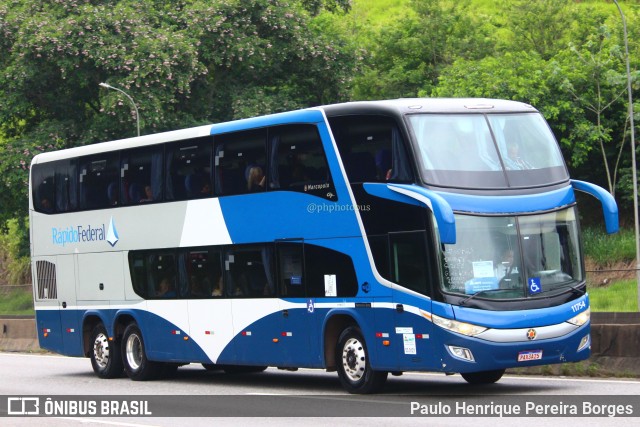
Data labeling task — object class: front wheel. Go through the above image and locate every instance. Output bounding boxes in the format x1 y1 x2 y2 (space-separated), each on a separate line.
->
461 369 505 384
336 326 387 394
89 324 123 379
121 323 161 381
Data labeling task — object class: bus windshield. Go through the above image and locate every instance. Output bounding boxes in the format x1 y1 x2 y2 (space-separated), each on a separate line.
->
408 112 568 188
440 207 582 300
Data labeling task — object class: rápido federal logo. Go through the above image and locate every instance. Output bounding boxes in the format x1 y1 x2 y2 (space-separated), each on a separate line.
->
52 216 119 247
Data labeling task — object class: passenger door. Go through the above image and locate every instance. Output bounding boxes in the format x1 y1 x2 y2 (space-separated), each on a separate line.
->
389 232 434 369
276 241 312 367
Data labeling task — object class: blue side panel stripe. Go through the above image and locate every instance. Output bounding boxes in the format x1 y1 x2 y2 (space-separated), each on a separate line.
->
210 109 325 135
218 192 362 243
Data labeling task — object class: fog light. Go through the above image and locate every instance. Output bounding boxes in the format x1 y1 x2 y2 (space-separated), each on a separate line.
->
577 334 590 352
448 345 475 362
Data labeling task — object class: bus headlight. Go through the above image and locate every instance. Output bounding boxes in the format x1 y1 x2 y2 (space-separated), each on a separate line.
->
432 314 487 337
567 308 590 327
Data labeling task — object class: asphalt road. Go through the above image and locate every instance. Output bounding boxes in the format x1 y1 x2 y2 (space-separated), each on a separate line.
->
0 352 639 426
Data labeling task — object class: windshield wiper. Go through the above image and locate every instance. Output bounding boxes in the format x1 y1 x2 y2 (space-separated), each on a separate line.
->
567 283 586 296
459 289 511 306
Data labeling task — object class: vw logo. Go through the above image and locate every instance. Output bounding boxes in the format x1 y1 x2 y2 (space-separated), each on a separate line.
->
526 329 537 340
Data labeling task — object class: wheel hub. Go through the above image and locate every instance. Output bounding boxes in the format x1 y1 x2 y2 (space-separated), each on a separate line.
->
125 334 143 371
93 333 109 368
341 337 366 382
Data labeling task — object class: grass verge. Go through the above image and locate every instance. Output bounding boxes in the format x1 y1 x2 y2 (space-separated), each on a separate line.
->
588 279 638 312
0 288 34 315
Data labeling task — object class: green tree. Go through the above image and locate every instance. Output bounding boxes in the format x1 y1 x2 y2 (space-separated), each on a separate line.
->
0 0 358 259
554 25 630 197
352 0 493 99
500 0 572 60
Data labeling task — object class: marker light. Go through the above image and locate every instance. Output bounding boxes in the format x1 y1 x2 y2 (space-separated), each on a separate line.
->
577 334 590 352
432 314 487 337
567 308 590 327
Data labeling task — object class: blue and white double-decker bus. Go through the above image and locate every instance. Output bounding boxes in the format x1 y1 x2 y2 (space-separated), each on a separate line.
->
29 98 617 393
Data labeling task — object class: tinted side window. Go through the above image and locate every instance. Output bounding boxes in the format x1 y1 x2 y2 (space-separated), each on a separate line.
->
215 129 267 196
368 234 391 281
32 163 55 213
129 252 147 298
166 137 212 201
148 251 178 298
224 245 274 297
390 232 430 296
328 115 412 183
270 124 336 200
55 159 78 212
305 244 357 297
278 243 305 298
178 248 223 298
128 250 178 299
121 145 163 205
79 152 120 209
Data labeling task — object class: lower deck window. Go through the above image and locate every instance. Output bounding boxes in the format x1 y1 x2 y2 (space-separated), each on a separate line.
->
129 242 358 299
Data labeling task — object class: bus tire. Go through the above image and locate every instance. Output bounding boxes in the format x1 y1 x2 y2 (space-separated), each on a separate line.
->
336 326 387 394
461 369 505 384
89 324 123 379
121 323 161 381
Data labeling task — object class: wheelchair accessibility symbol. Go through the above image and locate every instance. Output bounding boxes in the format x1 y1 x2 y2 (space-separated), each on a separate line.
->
528 277 542 294
307 299 315 314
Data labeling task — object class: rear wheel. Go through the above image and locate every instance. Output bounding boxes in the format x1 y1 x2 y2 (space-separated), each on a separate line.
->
121 323 161 381
89 324 123 379
461 369 505 384
336 326 387 394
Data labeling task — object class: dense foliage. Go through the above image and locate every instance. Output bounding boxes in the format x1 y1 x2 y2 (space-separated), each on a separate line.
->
0 0 639 282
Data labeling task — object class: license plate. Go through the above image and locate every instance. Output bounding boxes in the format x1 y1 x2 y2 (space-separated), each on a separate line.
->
517 350 543 362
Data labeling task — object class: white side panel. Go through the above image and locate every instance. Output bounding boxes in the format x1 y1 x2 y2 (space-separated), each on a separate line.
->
77 252 125 301
180 199 232 247
187 300 234 362
146 300 190 334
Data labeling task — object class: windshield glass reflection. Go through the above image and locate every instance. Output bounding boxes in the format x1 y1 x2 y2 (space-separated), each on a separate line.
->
440 208 582 300
408 112 569 188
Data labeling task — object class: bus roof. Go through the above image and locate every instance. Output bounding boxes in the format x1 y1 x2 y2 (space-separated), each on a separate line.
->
30 98 538 165
320 98 538 117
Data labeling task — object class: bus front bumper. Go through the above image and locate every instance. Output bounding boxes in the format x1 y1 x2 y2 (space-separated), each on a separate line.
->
434 322 591 373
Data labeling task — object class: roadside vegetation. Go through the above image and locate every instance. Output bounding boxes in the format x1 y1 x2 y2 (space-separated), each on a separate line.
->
582 226 638 312
0 287 33 316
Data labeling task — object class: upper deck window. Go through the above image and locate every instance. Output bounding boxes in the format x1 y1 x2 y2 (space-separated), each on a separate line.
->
78 153 120 209
328 115 413 184
408 113 568 189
